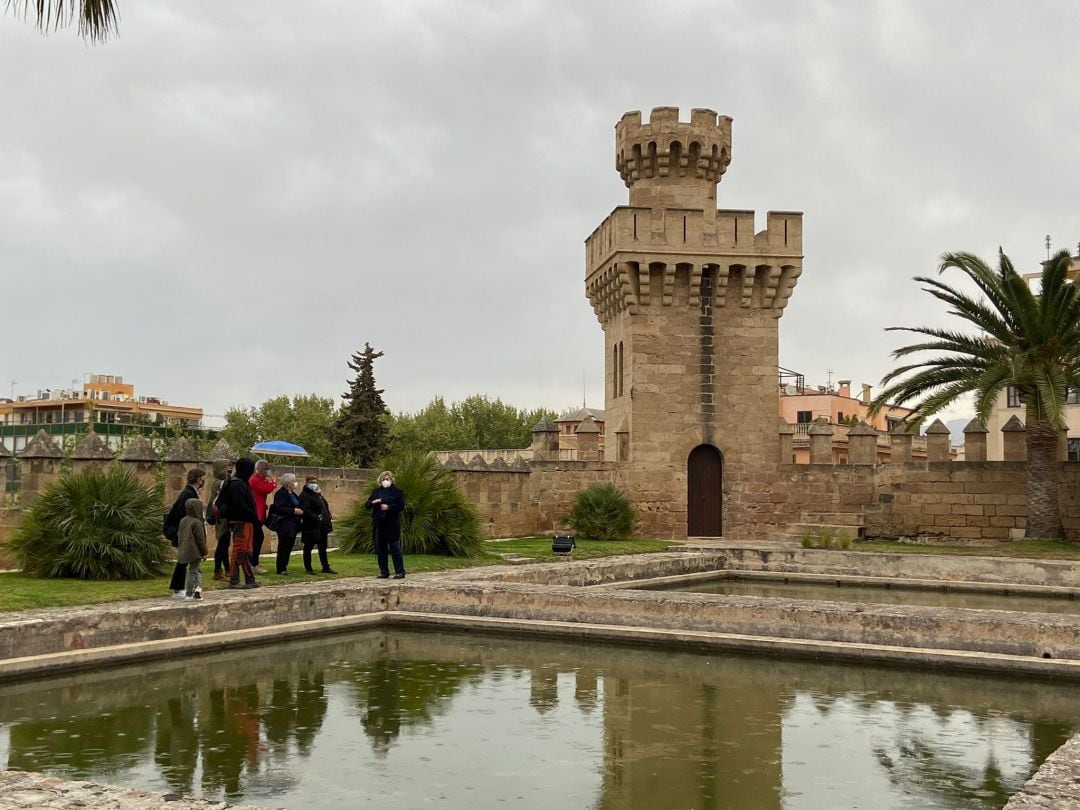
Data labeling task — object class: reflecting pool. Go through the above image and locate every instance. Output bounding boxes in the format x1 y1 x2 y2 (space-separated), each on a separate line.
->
647 575 1080 614
0 629 1076 809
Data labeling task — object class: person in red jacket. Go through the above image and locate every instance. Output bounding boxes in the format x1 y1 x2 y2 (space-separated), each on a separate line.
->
249 459 277 574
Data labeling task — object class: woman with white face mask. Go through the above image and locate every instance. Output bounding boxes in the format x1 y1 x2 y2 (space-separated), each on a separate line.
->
364 470 406 578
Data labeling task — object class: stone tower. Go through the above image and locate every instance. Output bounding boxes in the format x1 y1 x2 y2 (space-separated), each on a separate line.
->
585 107 802 538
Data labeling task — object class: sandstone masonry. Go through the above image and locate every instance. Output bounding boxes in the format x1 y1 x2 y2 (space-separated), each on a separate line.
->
582 106 802 539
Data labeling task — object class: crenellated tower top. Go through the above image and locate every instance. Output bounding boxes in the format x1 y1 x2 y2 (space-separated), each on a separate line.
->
615 107 732 210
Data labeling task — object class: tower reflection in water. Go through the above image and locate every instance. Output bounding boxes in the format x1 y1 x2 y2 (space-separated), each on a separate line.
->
0 630 1074 809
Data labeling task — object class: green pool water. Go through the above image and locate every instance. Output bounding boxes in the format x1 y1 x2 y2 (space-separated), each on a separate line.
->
0 629 1076 809
645 575 1080 614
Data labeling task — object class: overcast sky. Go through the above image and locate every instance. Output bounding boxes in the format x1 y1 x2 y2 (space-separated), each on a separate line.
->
2 1 1078 426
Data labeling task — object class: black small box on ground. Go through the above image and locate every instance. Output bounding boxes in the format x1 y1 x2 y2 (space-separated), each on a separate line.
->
552 535 576 554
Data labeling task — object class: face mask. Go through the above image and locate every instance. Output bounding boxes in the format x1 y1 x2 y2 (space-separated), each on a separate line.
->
381 480 392 488
307 483 318 491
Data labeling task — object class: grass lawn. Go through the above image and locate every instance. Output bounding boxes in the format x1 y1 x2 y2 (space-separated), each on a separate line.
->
855 539 1080 560
0 537 674 613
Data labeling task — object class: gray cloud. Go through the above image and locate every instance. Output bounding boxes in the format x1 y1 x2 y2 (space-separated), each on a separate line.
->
2 1 1078 423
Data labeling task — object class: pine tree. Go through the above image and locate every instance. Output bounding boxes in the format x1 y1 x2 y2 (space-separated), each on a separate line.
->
333 343 390 467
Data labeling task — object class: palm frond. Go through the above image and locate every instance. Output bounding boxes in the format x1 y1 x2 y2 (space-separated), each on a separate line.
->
870 247 1080 434
10 467 169 580
10 0 118 43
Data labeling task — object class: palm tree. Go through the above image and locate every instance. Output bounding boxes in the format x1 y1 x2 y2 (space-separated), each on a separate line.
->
10 0 118 43
870 248 1080 540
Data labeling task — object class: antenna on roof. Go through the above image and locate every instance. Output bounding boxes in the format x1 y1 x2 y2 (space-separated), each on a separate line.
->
582 369 587 409
1046 234 1052 260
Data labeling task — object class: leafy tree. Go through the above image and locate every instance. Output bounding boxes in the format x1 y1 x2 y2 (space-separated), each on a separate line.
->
870 248 1080 540
352 659 481 755
221 394 343 467
9 0 118 43
332 344 390 467
565 483 637 542
337 447 484 557
11 467 170 579
389 397 471 451
220 406 260 458
389 394 558 453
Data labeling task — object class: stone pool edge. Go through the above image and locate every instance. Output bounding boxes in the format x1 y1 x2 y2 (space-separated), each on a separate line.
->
3 607 1080 684
4 547 1080 809
1002 733 1080 809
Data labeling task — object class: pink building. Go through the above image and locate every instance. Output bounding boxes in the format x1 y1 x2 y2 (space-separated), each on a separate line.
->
778 374 922 463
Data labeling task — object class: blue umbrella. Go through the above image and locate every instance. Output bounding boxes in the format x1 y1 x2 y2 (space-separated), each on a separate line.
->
251 440 309 457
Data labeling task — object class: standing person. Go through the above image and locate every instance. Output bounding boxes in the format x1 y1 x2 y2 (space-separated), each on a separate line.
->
299 476 337 575
270 473 303 576
209 459 233 581
365 470 406 579
177 497 208 600
163 468 205 599
248 459 276 574
224 457 260 589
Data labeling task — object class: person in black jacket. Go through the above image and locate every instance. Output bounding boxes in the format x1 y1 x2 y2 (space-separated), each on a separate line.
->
299 476 336 575
164 468 205 598
365 470 406 579
269 473 303 575
209 459 233 580
223 456 260 589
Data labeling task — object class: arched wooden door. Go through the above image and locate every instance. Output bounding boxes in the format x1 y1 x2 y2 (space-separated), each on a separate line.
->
687 445 723 537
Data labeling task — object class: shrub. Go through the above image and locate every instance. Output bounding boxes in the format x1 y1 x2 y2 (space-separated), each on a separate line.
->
800 533 813 549
837 531 852 550
564 484 637 542
337 448 484 557
10 467 171 580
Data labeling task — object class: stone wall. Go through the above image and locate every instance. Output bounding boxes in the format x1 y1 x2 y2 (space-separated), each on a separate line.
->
761 461 1080 543
0 508 17 563
452 467 536 537
271 465 371 522
7 431 1080 548
527 460 620 533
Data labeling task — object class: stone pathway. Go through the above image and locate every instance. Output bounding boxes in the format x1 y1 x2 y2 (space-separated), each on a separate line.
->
0 771 267 809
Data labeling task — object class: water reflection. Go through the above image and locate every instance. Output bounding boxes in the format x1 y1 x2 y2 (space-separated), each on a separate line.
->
154 695 197 795
0 630 1075 809
349 659 482 755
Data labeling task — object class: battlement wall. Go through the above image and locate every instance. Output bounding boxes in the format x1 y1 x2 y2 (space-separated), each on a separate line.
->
615 107 733 189
586 207 802 276
585 207 804 323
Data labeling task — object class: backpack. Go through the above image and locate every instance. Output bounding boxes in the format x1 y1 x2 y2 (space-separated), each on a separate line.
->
208 477 232 524
162 510 179 543
162 493 185 544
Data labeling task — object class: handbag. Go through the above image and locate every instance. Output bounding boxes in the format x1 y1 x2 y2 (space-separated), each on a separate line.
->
265 507 284 533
